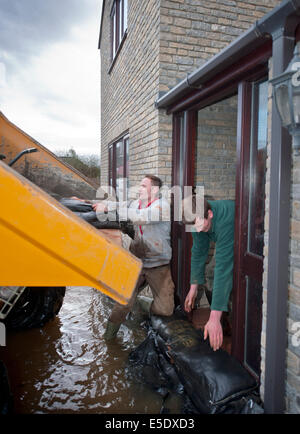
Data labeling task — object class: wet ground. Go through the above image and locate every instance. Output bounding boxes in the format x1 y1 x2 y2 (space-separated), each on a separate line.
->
0 286 182 414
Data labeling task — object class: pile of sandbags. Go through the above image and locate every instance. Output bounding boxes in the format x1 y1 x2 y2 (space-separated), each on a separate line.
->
128 309 263 414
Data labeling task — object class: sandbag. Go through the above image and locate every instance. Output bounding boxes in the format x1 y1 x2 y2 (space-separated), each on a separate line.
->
59 198 94 212
127 327 192 414
60 197 135 237
128 329 183 398
150 311 259 414
73 210 98 222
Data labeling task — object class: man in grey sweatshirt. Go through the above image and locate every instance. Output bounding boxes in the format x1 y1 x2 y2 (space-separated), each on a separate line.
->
93 174 175 340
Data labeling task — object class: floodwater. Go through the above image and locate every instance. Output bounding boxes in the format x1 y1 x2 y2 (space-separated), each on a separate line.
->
1 286 182 414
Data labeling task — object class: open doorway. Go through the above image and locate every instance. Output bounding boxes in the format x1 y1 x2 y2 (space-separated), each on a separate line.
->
191 94 238 354
171 78 268 380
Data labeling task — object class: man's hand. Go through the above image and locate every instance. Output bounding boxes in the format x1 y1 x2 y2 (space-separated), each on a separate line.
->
184 284 198 313
70 196 85 202
92 202 108 213
204 310 223 351
70 196 93 204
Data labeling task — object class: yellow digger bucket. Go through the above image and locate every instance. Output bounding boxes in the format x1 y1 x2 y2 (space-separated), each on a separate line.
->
0 161 142 305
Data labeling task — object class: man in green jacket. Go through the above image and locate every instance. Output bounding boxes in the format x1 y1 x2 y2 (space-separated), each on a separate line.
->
183 197 235 351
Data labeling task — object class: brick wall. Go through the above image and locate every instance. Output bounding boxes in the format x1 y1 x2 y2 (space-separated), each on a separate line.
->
100 0 161 189
159 0 280 95
194 95 237 200
100 0 279 189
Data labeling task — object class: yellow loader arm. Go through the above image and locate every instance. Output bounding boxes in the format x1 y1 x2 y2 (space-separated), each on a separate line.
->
0 161 142 305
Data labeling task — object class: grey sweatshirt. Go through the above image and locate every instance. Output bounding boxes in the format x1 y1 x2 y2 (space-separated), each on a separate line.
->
103 196 172 268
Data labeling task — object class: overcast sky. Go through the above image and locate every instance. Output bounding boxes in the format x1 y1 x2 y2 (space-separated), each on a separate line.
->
0 0 102 156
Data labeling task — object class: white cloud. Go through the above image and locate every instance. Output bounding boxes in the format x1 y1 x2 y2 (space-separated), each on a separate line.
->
0 0 101 156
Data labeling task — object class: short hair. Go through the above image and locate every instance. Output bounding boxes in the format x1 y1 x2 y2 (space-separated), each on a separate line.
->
182 195 211 224
144 174 162 189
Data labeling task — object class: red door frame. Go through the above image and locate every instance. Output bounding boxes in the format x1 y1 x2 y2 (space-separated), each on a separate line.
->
171 111 196 306
231 80 265 375
170 43 270 365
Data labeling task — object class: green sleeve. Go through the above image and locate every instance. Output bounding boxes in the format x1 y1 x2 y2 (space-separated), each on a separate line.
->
190 232 210 285
210 232 234 312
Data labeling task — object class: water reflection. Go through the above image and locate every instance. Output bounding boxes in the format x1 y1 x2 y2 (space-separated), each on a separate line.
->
1 286 176 414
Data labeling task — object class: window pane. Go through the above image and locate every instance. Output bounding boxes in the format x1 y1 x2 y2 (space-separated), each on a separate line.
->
111 6 116 59
123 0 128 31
124 137 129 178
119 0 123 41
248 80 268 256
116 140 124 179
116 140 124 200
108 146 113 187
114 8 117 55
124 137 129 200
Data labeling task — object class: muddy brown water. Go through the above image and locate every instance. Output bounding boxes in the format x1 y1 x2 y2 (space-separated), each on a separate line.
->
1 286 182 414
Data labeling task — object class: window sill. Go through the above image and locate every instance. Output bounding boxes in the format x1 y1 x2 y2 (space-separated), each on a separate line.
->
108 31 128 75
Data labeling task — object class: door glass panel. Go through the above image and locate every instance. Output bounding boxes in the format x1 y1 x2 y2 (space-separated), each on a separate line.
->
116 140 124 178
248 80 268 256
177 237 182 293
179 114 185 188
124 136 129 200
109 146 113 188
116 140 124 200
172 114 189 304
178 115 185 299
245 276 263 376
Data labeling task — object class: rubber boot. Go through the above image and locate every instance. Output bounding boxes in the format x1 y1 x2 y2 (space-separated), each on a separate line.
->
136 295 153 317
103 320 121 340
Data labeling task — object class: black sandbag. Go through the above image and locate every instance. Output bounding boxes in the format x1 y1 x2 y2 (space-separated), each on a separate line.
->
73 210 98 222
218 395 264 414
92 220 123 229
59 198 94 212
128 329 184 398
150 312 259 414
128 331 177 397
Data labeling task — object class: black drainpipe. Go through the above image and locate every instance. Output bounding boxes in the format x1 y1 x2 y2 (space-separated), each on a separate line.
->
263 11 299 414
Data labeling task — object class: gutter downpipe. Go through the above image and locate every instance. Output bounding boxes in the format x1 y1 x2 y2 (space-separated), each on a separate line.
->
155 0 300 111
263 2 300 414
